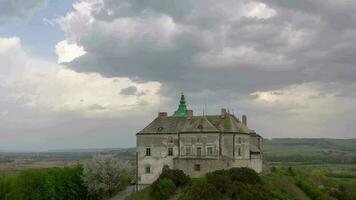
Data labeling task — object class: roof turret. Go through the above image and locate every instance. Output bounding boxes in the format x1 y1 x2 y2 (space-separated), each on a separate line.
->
173 93 188 117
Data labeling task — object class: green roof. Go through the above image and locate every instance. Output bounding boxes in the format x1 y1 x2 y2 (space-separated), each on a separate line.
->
173 93 188 117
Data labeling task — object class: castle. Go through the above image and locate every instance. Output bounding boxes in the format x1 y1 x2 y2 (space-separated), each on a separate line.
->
136 93 263 189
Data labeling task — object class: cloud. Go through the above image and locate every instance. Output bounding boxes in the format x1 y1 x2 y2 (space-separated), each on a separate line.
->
0 0 47 22
120 86 138 95
0 37 162 118
56 40 86 63
242 82 356 138
54 0 355 93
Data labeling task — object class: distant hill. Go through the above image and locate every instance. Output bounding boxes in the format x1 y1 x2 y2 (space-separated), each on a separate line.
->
263 138 356 165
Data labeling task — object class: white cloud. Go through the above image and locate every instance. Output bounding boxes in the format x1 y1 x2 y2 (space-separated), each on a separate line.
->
243 82 356 138
56 40 86 63
0 37 162 118
243 2 277 19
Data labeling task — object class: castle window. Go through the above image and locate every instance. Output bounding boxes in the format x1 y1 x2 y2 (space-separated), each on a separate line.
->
239 137 242 144
168 147 173 156
168 136 173 143
238 147 241 156
186 147 191 156
146 148 151 156
145 166 151 174
197 137 200 143
207 147 213 156
194 164 201 171
196 147 202 157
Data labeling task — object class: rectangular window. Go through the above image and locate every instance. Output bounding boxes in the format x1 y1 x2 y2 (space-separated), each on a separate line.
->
186 146 191 156
238 147 241 156
145 166 151 174
207 147 213 156
194 164 201 171
239 137 242 144
168 147 173 156
197 147 202 157
146 148 151 156
168 136 173 143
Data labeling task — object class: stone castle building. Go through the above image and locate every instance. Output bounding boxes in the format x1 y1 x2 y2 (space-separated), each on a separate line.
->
136 93 263 189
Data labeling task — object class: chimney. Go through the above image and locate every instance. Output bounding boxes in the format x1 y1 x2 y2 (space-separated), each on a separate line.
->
187 110 193 119
221 108 227 118
242 115 247 126
158 112 167 117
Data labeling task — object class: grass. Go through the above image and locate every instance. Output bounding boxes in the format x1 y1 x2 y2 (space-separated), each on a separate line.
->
127 166 356 200
125 187 152 200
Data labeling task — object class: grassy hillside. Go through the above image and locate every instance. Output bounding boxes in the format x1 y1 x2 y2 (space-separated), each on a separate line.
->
263 138 356 165
126 166 356 200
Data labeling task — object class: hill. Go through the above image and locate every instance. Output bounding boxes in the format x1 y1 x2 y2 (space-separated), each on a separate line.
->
263 138 356 165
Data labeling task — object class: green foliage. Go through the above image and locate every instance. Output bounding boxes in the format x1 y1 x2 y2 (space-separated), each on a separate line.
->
151 179 176 200
295 178 322 200
158 166 190 187
179 179 219 200
0 166 87 200
47 166 87 200
206 169 230 194
330 182 356 200
228 167 261 185
126 187 152 200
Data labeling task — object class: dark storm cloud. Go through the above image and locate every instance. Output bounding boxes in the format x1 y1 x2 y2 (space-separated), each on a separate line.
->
62 0 356 101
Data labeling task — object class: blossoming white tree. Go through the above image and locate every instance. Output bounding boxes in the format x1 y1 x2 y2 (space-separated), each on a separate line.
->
83 154 133 197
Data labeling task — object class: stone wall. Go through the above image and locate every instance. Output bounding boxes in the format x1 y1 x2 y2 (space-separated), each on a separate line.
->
137 134 178 185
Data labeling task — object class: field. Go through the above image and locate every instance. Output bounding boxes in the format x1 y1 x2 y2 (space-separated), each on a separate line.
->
263 138 356 166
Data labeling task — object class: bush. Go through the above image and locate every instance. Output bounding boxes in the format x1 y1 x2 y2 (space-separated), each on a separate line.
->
229 167 261 185
151 179 176 200
206 170 231 194
229 182 273 200
179 179 219 200
158 166 190 187
0 166 87 200
295 178 322 200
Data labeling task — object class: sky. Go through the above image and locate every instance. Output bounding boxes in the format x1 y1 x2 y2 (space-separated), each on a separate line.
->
0 0 356 151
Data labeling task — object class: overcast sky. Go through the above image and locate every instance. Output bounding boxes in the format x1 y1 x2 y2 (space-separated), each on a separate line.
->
0 0 355 151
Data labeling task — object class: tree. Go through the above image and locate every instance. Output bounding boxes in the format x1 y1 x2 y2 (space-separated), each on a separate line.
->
83 154 132 198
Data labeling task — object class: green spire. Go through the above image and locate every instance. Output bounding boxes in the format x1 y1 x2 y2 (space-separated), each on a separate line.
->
173 93 188 117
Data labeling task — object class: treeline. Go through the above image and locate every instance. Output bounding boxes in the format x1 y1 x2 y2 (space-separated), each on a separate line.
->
0 154 133 200
0 166 87 200
265 154 356 164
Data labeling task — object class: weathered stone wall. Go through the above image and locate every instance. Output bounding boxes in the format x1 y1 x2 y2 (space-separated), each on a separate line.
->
137 134 178 186
234 134 250 160
173 158 230 177
179 133 220 158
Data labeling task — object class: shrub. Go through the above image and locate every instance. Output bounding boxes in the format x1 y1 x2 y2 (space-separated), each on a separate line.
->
206 170 231 194
228 183 273 200
6 170 55 200
229 167 261 185
179 179 219 200
158 166 190 187
295 178 321 200
151 178 176 200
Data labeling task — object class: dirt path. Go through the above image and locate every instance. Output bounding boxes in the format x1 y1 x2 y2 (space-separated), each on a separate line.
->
111 185 135 200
